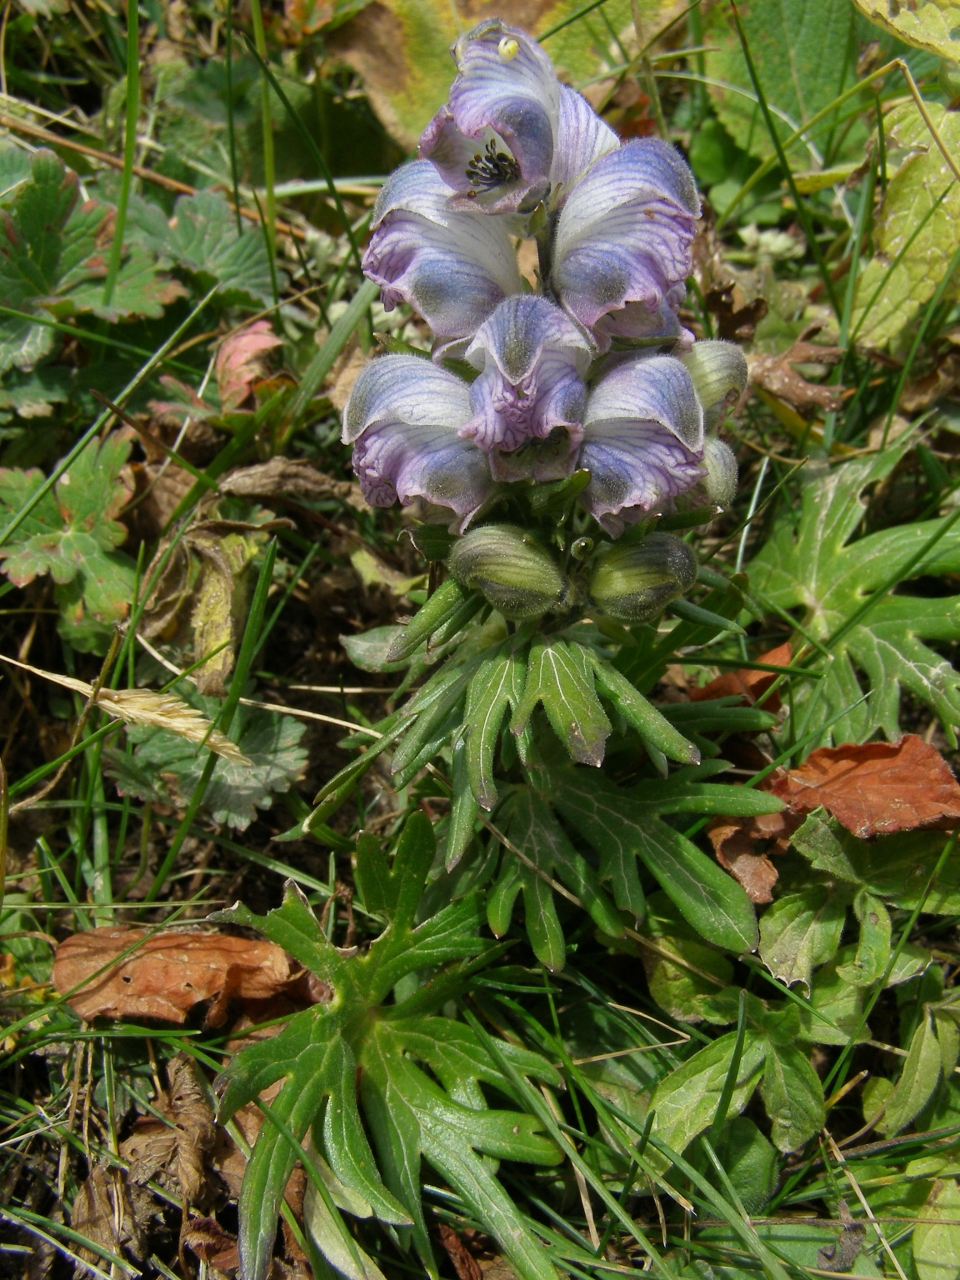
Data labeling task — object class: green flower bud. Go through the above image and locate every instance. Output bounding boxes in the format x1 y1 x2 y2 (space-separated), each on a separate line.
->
448 524 570 620
589 533 697 623
702 437 738 509
682 341 748 429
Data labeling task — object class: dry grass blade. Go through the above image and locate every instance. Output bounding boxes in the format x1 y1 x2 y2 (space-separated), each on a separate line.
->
0 655 249 763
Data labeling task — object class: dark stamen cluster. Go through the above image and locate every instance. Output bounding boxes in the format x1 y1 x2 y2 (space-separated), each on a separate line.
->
465 138 521 192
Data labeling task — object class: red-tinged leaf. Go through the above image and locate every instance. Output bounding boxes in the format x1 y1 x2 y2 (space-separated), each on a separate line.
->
690 640 792 713
216 320 283 412
767 734 960 838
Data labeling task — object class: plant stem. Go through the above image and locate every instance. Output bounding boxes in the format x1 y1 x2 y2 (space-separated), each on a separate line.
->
249 0 275 256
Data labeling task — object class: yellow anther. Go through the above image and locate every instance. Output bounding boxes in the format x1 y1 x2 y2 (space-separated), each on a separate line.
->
498 36 519 59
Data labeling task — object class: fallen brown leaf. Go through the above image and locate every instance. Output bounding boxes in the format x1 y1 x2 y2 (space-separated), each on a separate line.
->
53 928 298 1025
71 1165 148 1267
747 324 845 416
708 809 802 903
437 1223 484 1280
183 1217 241 1273
121 1053 218 1204
766 734 960 838
690 640 792 714
219 456 357 503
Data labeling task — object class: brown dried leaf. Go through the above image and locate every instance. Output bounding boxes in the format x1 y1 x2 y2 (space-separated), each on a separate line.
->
216 321 283 413
766 733 960 838
708 809 802 902
121 1053 218 1203
689 640 792 714
747 324 845 416
437 1224 484 1280
71 1165 144 1267
183 1217 241 1273
53 928 297 1025
219 457 357 503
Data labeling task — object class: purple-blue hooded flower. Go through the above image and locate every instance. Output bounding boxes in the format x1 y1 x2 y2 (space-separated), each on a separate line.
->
362 160 523 356
419 19 618 215
461 295 593 479
578 354 705 535
343 355 495 530
551 138 700 350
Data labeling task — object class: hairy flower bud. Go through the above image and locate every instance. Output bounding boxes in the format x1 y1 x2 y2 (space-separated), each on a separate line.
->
589 533 697 622
701 437 738 509
447 524 570 619
681 341 748 429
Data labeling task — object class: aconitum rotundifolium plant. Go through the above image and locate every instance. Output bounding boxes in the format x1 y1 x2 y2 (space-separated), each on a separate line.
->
343 16 747 621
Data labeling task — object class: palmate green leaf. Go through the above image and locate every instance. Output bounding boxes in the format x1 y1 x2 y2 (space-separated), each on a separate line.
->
0 150 183 373
537 760 776 951
488 785 623 971
216 816 562 1280
112 691 307 830
127 189 283 306
749 445 960 746
851 103 960 348
0 436 136 651
462 645 526 811
511 636 611 767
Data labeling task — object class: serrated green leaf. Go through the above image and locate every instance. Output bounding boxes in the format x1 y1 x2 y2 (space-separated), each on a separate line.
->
882 1009 942 1134
0 436 136 650
759 885 847 991
0 150 182 373
0 144 32 200
649 1030 766 1164
760 1044 825 1152
852 0 960 66
512 637 611 766
791 812 863 883
115 691 307 829
128 188 283 305
851 103 960 347
749 445 960 744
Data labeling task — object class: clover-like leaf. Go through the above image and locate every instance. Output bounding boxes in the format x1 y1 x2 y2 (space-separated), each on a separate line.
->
749 444 960 746
216 816 562 1280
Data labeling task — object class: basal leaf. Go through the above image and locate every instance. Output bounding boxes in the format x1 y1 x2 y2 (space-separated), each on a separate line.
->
749 445 960 745
836 888 891 987
218 821 562 1280
796 948 870 1045
129 189 283 306
759 1043 825 1152
648 1029 766 1165
914 1180 960 1280
881 1009 942 1134
118 691 307 829
851 103 960 347
758 885 847 990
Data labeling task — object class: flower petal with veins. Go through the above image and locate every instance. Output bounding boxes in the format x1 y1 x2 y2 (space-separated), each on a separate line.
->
553 139 700 347
343 355 494 530
362 160 524 356
461 296 593 472
579 354 705 535
420 20 617 215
